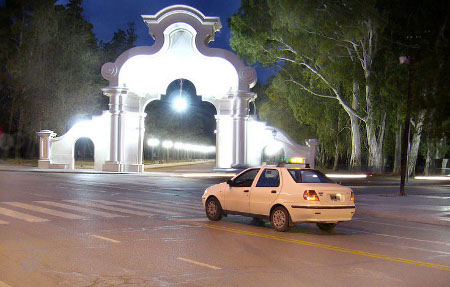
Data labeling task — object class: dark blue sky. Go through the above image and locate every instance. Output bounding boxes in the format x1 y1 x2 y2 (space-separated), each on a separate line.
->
56 0 274 83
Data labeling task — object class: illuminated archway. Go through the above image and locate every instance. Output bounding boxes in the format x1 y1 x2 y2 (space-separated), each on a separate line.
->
37 5 317 172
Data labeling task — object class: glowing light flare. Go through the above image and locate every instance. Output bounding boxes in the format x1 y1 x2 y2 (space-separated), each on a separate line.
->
414 176 450 181
162 140 174 149
173 97 188 112
326 174 368 179
147 138 160 147
264 142 283 156
174 142 185 149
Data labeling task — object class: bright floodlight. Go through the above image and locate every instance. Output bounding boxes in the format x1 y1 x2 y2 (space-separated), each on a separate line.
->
265 141 283 156
162 140 174 149
147 138 160 147
174 142 185 149
173 97 187 112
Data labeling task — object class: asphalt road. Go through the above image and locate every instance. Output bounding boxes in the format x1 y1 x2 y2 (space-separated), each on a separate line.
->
0 167 449 287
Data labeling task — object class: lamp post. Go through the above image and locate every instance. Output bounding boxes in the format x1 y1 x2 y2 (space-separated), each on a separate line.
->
147 138 160 163
399 56 414 196
162 140 173 162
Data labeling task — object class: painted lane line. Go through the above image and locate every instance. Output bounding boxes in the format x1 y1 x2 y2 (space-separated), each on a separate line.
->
352 219 442 232
64 200 154 216
176 257 221 270
0 207 49 222
0 280 13 287
2 202 87 220
36 201 125 218
192 223 450 271
338 226 450 246
91 234 120 243
0 220 9 225
120 200 204 214
92 200 183 216
160 200 203 209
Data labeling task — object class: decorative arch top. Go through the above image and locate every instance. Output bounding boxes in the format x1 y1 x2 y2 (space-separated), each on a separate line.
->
142 5 222 44
101 5 257 97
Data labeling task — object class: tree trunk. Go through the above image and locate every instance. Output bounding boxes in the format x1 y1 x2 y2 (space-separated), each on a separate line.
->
349 80 362 168
14 109 24 159
407 110 426 177
333 142 339 171
442 159 448 175
424 141 432 175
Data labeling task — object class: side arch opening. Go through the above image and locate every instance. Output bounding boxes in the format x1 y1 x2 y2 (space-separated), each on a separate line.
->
74 137 95 169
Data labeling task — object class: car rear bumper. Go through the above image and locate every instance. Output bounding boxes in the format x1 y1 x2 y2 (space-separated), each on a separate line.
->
287 204 355 223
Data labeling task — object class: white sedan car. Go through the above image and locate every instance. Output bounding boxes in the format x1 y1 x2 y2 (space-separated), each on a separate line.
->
202 166 355 232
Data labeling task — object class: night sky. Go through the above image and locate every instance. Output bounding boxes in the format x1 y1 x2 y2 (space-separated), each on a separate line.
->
55 0 274 83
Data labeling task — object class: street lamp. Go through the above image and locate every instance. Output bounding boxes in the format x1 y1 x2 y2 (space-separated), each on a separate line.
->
173 97 188 112
399 55 414 196
147 138 160 162
162 140 173 161
174 142 184 160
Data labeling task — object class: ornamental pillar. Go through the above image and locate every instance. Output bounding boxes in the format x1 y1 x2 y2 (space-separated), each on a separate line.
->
37 130 56 168
102 86 127 172
136 112 146 171
231 91 256 167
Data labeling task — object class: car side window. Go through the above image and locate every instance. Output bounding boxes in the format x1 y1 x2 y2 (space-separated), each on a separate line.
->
256 169 280 187
232 169 260 187
300 170 334 183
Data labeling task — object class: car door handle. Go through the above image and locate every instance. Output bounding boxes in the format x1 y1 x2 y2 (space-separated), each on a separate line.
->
244 190 249 193
271 190 277 194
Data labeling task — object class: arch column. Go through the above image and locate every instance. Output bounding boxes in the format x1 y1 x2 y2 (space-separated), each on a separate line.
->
102 86 127 172
37 130 56 168
231 91 256 167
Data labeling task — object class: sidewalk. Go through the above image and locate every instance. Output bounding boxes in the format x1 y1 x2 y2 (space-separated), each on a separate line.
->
355 193 450 227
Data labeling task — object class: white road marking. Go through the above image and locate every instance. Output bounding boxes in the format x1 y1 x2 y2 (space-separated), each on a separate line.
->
0 207 48 222
176 257 221 270
338 227 450 246
120 200 204 214
352 218 441 232
36 201 124 218
91 234 120 243
64 200 154 216
2 202 87 220
158 200 204 209
92 200 183 216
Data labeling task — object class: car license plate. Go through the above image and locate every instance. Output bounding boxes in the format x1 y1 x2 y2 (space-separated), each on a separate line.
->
330 194 340 201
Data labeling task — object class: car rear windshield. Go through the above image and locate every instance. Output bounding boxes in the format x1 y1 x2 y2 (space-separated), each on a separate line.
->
288 169 334 183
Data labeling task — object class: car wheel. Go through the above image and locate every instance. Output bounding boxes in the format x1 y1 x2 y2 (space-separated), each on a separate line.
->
316 223 337 231
271 206 290 232
205 197 223 221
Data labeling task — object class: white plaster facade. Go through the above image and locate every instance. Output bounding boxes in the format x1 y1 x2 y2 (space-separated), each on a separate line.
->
37 5 318 172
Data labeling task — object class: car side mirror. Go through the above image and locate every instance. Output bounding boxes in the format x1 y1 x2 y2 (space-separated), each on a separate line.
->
226 179 233 186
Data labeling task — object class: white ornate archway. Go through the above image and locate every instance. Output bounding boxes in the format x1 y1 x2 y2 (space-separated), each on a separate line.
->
37 5 317 172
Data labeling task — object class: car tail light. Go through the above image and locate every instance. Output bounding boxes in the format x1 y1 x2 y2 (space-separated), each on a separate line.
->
303 190 319 201
350 191 355 201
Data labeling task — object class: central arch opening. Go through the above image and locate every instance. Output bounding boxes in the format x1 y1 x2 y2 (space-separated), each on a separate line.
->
143 79 217 165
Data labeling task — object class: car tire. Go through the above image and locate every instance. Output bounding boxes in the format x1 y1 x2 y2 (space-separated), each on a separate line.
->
271 206 290 232
205 197 223 221
316 223 337 231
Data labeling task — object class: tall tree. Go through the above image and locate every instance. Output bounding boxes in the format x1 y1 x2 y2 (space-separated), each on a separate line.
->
230 0 392 170
2 0 102 157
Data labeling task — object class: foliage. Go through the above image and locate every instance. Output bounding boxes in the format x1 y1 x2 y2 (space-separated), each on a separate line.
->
231 0 449 170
